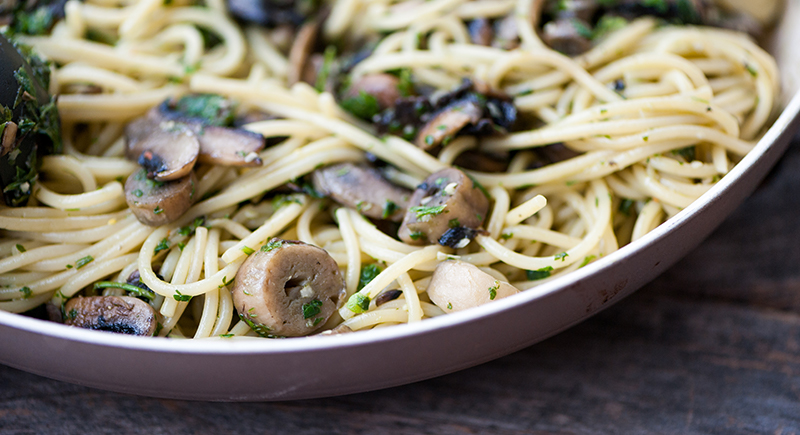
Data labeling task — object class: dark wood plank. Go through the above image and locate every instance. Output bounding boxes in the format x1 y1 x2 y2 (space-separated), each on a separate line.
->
2 139 800 434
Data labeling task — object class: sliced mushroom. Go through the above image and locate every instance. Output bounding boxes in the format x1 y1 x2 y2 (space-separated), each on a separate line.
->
415 100 483 150
541 18 592 56
374 288 403 307
452 150 509 173
427 260 519 313
398 168 489 246
124 112 199 182
311 162 411 222
195 126 264 167
343 73 401 110
288 20 320 85
468 18 494 46
232 239 346 337
125 167 196 226
63 295 158 336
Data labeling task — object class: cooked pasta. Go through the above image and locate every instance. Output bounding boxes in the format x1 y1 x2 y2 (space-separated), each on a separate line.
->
0 0 779 339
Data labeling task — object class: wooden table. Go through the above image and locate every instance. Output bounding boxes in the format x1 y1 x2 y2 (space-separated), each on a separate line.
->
2 137 800 434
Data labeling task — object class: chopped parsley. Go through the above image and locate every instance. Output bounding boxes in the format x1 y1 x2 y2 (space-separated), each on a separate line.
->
397 68 414 97
132 189 143 198
153 206 163 215
448 218 461 228
238 313 274 338
554 252 569 262
177 217 205 236
358 264 383 290
315 45 337 92
14 244 25 253
446 302 453 310
408 231 426 241
579 255 597 268
94 281 155 301
672 145 696 162
261 239 283 252
173 290 191 302
154 238 170 255
302 299 323 319
19 286 31 298
382 200 399 219
340 91 380 120
488 281 499 300
75 255 94 269
410 204 446 219
173 93 234 126
241 246 255 255
526 266 553 281
346 293 371 313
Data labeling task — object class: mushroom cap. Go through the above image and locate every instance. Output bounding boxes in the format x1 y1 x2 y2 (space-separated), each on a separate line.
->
344 74 401 110
233 239 346 337
124 110 199 182
195 126 265 167
63 295 158 336
427 260 519 313
399 167 489 246
124 168 196 227
311 163 411 222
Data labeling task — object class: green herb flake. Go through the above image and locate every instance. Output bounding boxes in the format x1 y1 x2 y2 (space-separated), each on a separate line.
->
154 238 170 255
315 45 337 92
302 299 323 319
554 252 569 262
177 217 206 236
261 239 284 252
241 246 255 255
381 200 399 219
410 204 446 219
94 281 155 301
744 63 758 77
358 264 383 290
579 255 597 268
446 302 453 310
408 231 425 241
397 68 414 97
219 333 234 338
346 293 371 313
132 189 143 198
153 206 163 215
619 198 635 216
174 93 234 126
75 255 94 269
173 290 191 302
526 266 554 281
500 232 513 240
19 286 31 299
15 244 25 253
488 281 499 300
340 91 380 120
68 309 77 320
448 218 461 229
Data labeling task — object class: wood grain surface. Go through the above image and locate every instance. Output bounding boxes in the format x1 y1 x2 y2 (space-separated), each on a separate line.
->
2 139 800 434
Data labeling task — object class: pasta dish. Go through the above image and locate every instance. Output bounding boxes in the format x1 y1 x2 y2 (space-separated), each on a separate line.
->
0 0 780 339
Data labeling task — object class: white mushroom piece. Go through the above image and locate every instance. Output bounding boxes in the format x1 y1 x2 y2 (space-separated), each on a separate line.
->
232 239 346 337
63 295 158 336
124 168 197 227
311 162 411 222
427 260 519 313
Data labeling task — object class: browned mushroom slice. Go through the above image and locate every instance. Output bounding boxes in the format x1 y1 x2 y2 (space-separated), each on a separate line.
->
288 20 320 85
125 167 197 227
125 113 199 182
427 260 519 313
452 149 509 173
344 73 401 110
467 18 493 46
398 167 489 246
415 100 483 150
63 295 158 336
311 163 411 222
232 239 346 337
541 18 592 56
196 126 264 167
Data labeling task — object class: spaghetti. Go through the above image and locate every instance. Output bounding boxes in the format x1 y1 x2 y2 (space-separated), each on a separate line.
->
0 0 779 338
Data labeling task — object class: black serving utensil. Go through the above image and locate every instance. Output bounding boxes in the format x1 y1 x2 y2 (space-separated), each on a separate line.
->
0 32 60 206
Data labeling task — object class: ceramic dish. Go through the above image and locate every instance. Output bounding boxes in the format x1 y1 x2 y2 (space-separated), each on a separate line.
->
2 3 800 401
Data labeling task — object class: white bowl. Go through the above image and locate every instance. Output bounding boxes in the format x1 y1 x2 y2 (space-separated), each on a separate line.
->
2 5 800 400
